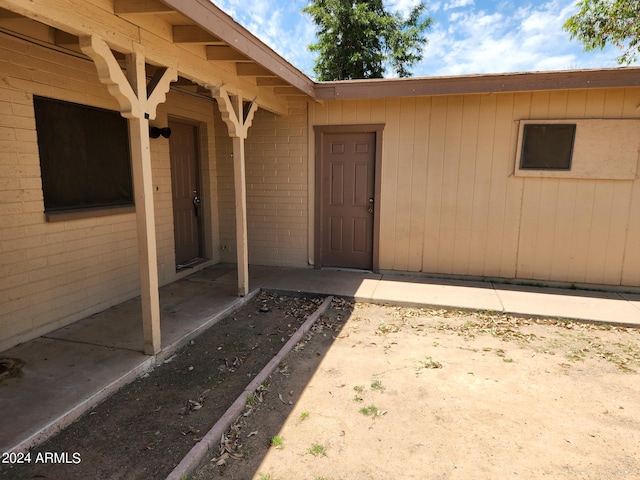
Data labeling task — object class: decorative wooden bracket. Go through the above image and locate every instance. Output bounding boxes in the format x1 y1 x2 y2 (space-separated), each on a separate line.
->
146 67 175 119
212 86 259 296
79 35 177 120
214 85 258 139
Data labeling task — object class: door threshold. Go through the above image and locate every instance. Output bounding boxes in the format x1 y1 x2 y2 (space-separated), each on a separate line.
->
176 257 205 271
321 267 373 274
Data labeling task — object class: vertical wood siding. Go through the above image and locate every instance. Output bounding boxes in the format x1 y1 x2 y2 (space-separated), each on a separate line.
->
312 87 640 287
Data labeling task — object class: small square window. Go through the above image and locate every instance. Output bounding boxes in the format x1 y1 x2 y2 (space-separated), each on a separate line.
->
520 124 576 170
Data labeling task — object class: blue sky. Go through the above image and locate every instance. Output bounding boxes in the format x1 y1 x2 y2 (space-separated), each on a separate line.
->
211 0 635 79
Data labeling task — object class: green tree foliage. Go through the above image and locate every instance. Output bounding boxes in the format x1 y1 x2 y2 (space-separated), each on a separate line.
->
564 0 640 64
303 0 433 80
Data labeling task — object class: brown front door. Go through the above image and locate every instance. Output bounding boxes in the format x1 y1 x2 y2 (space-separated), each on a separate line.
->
319 131 376 269
169 120 202 268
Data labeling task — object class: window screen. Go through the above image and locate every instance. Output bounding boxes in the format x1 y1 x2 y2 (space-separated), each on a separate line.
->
33 96 133 213
520 123 576 170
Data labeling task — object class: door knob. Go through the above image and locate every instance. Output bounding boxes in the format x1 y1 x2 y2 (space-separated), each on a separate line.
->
193 193 200 217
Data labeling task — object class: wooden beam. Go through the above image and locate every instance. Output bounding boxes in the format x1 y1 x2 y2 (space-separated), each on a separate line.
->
173 76 196 86
53 29 78 47
0 7 21 18
173 25 221 44
273 86 305 96
256 77 289 87
162 0 315 97
206 45 249 62
236 63 276 77
114 0 172 14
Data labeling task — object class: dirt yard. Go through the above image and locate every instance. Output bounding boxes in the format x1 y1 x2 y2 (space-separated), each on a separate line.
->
2 294 639 480
192 299 640 480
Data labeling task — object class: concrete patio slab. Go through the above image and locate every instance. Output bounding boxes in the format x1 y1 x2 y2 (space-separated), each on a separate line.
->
187 264 288 290
43 281 238 352
372 274 504 311
44 297 145 352
263 268 382 299
0 338 150 453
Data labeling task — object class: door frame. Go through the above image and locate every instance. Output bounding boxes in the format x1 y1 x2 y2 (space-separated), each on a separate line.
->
168 116 205 269
313 124 384 272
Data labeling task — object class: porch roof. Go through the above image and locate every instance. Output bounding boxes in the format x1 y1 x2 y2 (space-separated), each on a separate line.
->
3 0 640 114
0 0 313 115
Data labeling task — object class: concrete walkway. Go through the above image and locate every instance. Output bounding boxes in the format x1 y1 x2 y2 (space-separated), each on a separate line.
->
264 268 640 328
1 264 639 455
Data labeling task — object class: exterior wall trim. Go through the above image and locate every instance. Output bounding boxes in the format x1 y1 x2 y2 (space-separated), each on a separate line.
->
314 67 640 100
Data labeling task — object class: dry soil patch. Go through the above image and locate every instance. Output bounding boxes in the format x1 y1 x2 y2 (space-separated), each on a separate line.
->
192 300 640 480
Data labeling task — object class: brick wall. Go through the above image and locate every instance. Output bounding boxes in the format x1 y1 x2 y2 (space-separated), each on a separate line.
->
213 104 236 263
215 101 310 267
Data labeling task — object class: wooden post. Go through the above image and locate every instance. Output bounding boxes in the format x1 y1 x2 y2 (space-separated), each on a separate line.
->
232 136 249 296
128 114 161 354
214 87 258 296
80 35 176 354
125 51 161 355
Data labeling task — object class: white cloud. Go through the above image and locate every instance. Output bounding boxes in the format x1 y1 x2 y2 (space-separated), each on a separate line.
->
385 0 425 16
212 0 316 74
444 0 474 10
416 0 627 76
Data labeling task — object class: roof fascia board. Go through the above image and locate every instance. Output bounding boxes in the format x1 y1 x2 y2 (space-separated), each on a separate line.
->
314 68 640 100
159 0 315 97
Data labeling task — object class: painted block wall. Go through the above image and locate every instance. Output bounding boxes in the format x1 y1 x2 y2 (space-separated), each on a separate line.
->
215 102 310 268
0 34 221 351
311 89 640 288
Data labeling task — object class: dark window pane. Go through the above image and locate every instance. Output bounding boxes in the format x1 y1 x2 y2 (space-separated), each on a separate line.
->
33 96 133 213
520 124 576 170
